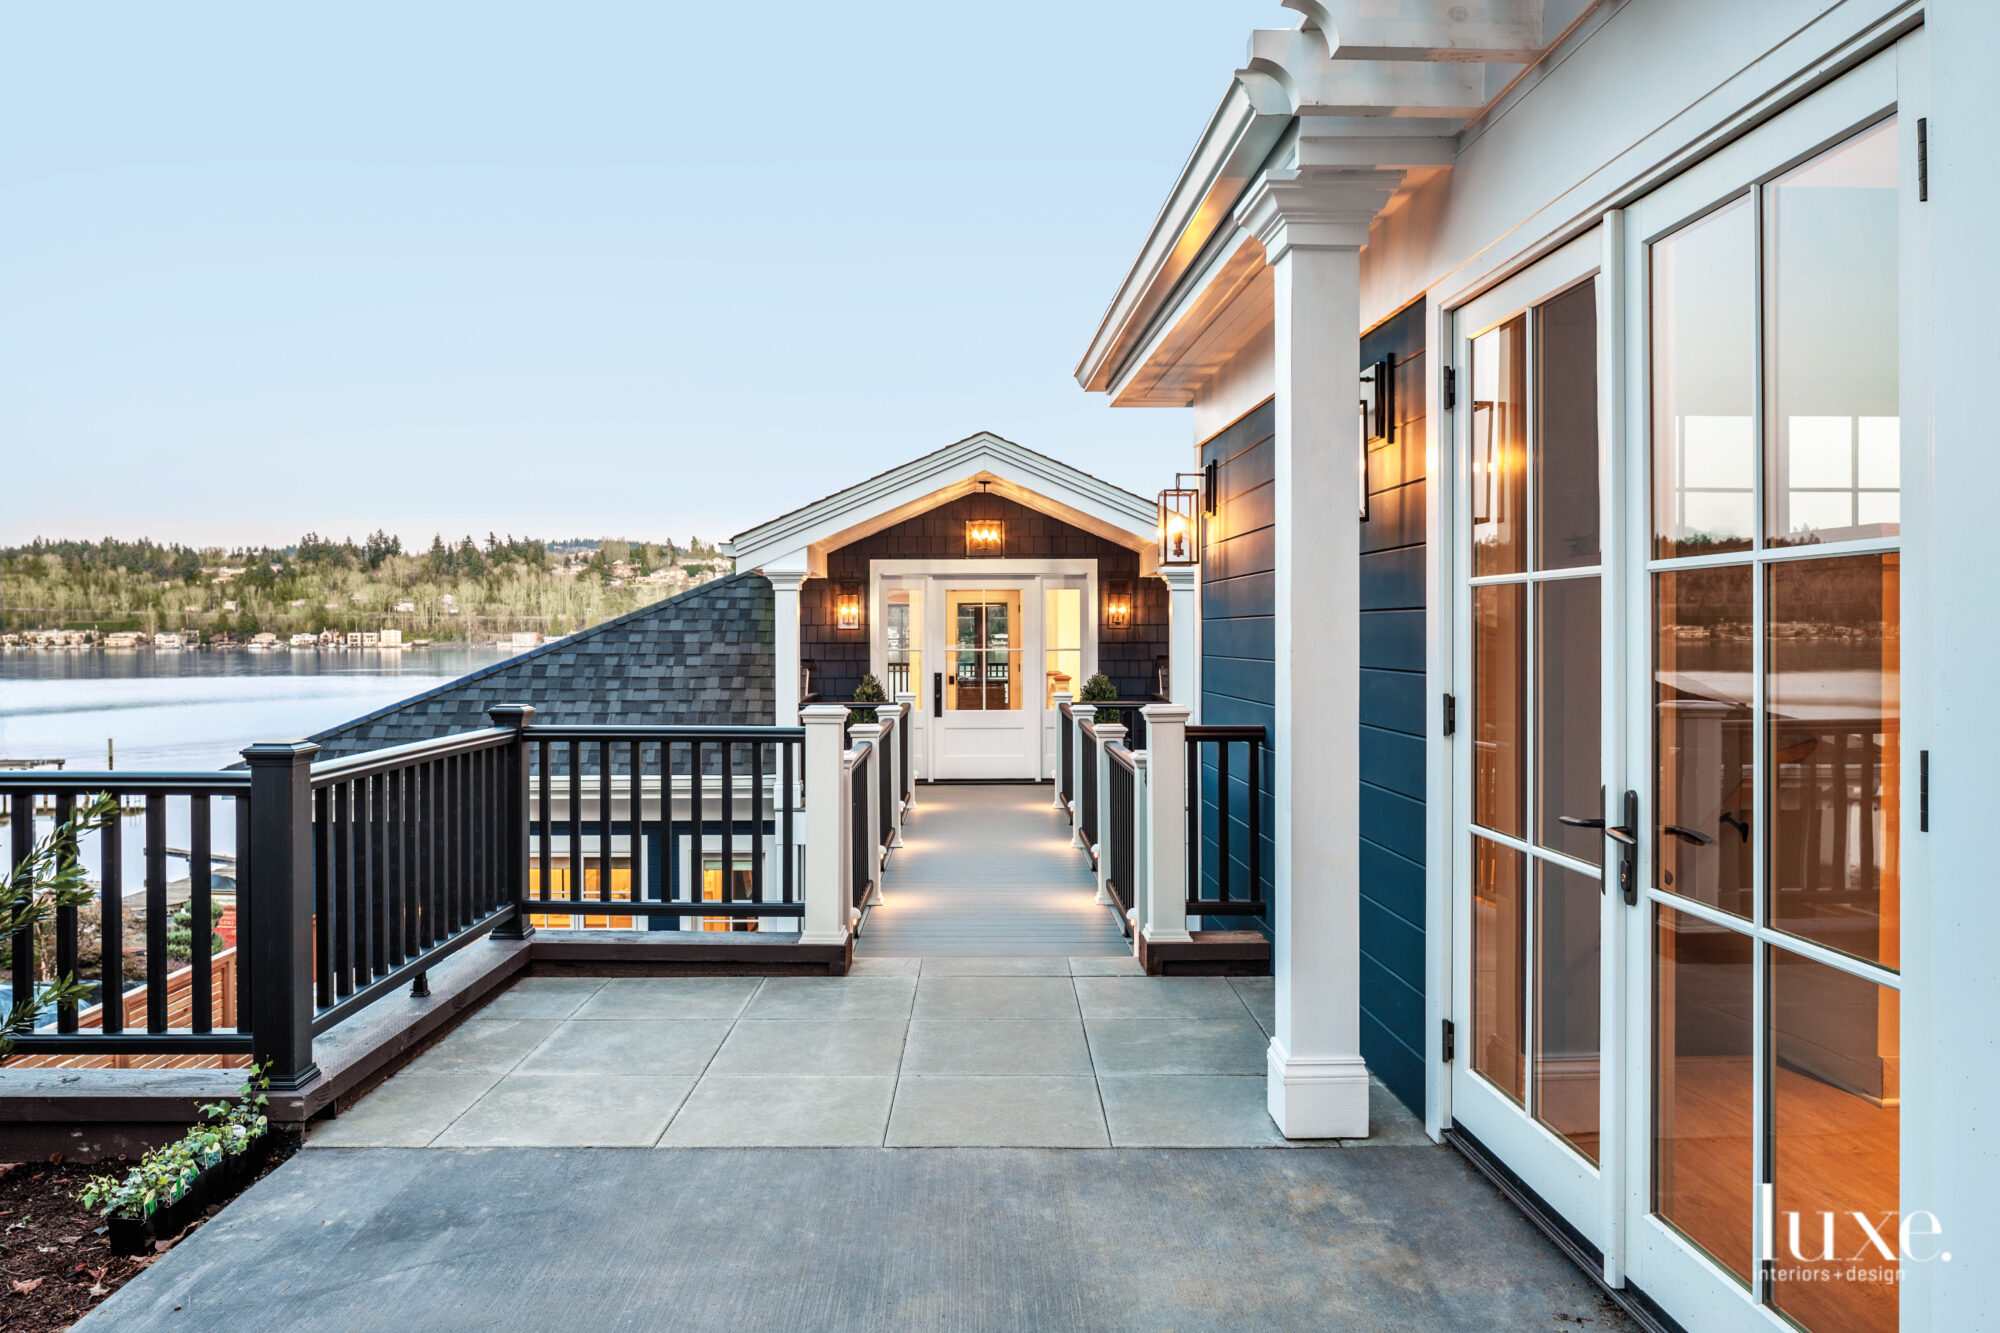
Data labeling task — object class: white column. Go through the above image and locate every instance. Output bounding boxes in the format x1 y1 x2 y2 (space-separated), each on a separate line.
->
1092 721 1125 906
877 703 905 848
1237 169 1393 1139
767 569 809 727
1160 567 1200 720
894 690 919 806
1140 703 1192 949
798 704 851 945
1051 691 1073 807
851 721 884 904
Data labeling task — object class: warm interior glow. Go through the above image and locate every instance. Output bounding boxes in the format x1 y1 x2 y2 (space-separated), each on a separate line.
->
835 589 862 631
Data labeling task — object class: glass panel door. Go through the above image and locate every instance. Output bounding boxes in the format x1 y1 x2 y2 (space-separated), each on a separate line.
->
1627 109 1903 1333
1452 231 1610 1244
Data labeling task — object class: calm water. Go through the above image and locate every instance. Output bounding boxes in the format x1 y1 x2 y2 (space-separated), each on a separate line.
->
0 645 516 771
0 646 517 897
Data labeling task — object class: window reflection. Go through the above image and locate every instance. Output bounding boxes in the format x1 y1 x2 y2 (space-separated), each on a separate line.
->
1473 836 1526 1104
1474 583 1525 838
1535 860 1600 1162
1654 566 1754 917
1535 578 1601 864
1652 197 1756 557
1472 314 1528 576
1766 120 1900 546
1535 281 1601 570
1654 904 1754 1285
1767 553 1900 968
1770 950 1900 1333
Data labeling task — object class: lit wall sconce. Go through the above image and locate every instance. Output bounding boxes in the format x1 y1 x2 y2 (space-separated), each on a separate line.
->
835 584 862 631
1105 581 1132 630
1157 474 1202 566
965 520 1005 556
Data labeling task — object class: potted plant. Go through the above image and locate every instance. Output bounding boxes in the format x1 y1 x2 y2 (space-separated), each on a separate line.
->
850 672 888 727
1077 671 1118 722
81 1063 275 1254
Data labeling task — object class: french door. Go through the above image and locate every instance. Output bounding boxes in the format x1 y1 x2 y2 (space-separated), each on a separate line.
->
1450 35 1922 1333
1450 227 1614 1248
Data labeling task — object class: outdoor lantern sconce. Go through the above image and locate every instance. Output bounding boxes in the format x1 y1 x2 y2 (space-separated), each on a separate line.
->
1105 581 1132 630
965 520 1005 556
1358 356 1394 523
835 584 862 631
1157 473 1202 566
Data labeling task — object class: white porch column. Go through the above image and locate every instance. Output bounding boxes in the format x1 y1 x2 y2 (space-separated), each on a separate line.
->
1139 703 1192 949
1092 721 1126 906
798 704 851 945
894 690 919 805
1160 567 1200 719
767 569 808 727
851 720 884 905
1237 168 1394 1139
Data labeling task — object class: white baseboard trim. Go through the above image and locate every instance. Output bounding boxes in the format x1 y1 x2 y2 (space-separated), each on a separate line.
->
1267 1038 1370 1139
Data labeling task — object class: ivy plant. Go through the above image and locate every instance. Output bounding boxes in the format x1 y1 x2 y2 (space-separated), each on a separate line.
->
79 1063 272 1221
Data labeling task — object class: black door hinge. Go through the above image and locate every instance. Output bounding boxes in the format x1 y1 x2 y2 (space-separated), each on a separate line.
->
1921 749 1929 831
1918 118 1928 202
1442 1019 1455 1064
1442 365 1457 411
1442 692 1456 736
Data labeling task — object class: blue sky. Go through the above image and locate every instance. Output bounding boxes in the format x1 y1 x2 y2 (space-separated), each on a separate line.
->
1 3 1269 550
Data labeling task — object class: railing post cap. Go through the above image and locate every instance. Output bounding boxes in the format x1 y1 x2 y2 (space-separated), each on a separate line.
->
1139 702 1193 723
850 722 884 740
487 703 537 728
241 740 322 765
800 703 850 725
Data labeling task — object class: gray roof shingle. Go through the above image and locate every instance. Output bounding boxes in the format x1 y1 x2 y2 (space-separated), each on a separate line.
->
304 573 775 760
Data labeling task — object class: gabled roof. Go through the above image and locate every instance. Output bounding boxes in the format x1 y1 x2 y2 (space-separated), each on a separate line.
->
723 431 1159 575
301 573 774 761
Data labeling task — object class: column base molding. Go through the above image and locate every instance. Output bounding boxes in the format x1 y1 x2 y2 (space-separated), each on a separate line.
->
1266 1039 1370 1139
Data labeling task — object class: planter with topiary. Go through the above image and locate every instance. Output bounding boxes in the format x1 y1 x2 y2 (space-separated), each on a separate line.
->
849 672 888 727
1077 672 1119 723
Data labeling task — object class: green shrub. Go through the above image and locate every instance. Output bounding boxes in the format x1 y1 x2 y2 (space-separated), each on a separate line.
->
850 672 887 726
79 1064 271 1221
166 900 225 962
1078 672 1118 702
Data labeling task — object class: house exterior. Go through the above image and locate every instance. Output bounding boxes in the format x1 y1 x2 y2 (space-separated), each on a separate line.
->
1076 2 1982 1330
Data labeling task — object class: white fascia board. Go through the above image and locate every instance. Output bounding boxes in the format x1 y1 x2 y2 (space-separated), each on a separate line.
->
728 434 1156 572
1282 0 1548 63
1075 82 1291 394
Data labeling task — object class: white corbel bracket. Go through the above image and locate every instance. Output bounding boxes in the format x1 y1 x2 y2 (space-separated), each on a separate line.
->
1235 169 1403 262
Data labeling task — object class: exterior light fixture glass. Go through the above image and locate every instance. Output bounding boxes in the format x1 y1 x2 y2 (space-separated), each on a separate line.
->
965 520 1005 556
1105 581 1132 630
1157 474 1203 566
835 585 862 631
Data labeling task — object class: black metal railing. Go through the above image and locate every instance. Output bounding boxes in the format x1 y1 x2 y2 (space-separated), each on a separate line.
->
849 743 873 914
898 705 912 804
1078 718 1100 860
1083 701 1149 752
524 724 804 929
2 772 255 1061
1186 725 1268 917
1104 743 1137 939
307 726 519 1036
1058 702 1076 815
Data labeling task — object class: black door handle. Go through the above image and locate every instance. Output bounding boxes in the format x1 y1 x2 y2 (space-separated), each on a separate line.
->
932 672 943 718
1664 823 1715 846
1610 789 1639 905
1557 815 1605 829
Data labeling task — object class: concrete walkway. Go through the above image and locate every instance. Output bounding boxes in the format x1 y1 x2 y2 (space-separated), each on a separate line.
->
859 783 1126 957
80 1147 1635 1332
299 966 1420 1149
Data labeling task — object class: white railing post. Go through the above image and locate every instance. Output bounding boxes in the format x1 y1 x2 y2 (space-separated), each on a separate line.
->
1130 748 1150 946
1092 721 1126 907
851 720 884 905
799 704 851 945
878 703 905 849
1051 690 1072 809
895 690 919 809
1140 703 1192 950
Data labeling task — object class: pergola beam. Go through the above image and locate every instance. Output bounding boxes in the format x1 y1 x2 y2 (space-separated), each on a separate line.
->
1281 0 1548 63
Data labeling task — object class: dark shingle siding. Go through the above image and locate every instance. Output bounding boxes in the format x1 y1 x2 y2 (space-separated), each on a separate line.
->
304 574 775 760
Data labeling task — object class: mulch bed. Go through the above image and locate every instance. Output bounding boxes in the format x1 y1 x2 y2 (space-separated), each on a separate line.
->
0 1134 298 1333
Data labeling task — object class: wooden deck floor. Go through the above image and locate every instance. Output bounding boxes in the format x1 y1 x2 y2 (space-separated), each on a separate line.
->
857 783 1129 958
